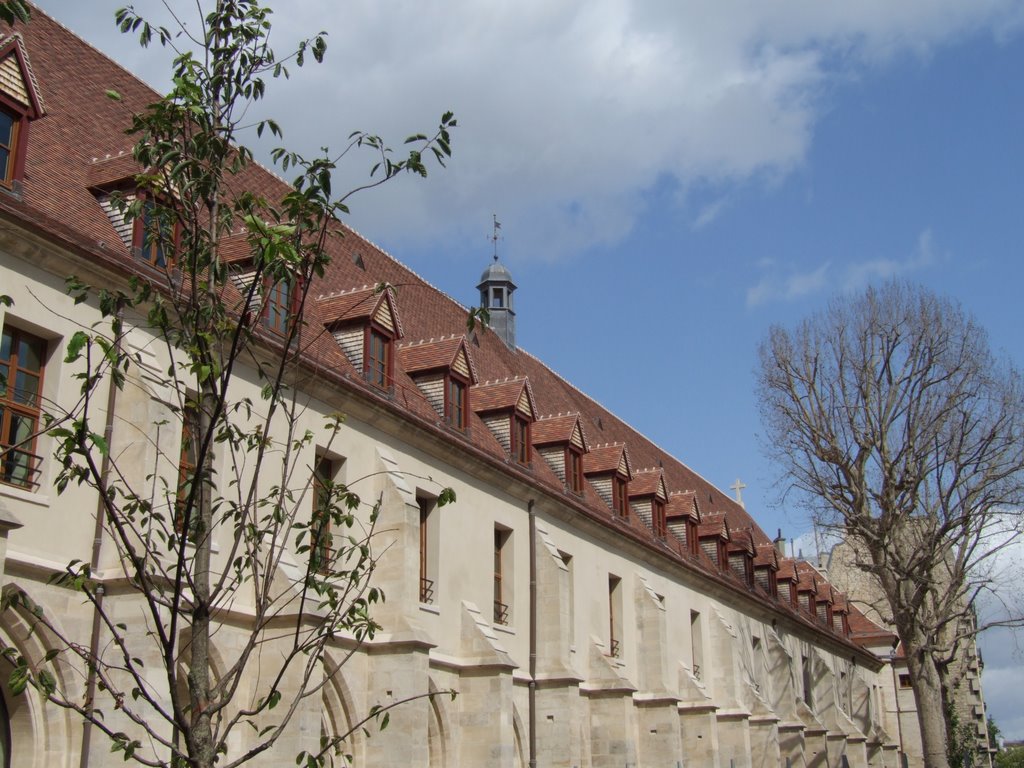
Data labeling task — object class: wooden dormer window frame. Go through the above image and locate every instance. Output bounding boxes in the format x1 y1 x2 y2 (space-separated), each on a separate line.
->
566 445 584 495
364 324 393 390
132 193 181 269
0 104 22 188
445 373 469 430
612 474 629 518
512 413 531 465
0 39 44 193
0 93 32 191
687 519 699 556
652 498 667 539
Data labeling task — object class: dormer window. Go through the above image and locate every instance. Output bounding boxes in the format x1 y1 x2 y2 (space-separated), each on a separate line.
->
612 475 628 517
0 35 45 192
320 286 403 393
399 336 477 432
533 414 589 495
472 378 536 465
512 414 530 465
629 469 668 538
133 196 179 268
447 376 467 429
583 443 633 518
367 327 390 388
652 498 667 539
0 108 19 185
567 446 584 494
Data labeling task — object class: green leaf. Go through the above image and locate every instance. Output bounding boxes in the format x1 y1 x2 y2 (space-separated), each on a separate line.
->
65 331 89 363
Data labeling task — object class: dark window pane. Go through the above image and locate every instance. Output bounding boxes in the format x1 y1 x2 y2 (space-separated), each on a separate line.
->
0 111 13 146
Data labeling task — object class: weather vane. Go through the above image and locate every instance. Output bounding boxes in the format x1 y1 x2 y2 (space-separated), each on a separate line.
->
490 214 502 262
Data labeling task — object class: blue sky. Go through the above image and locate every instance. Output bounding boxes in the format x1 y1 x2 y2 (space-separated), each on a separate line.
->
38 0 1024 740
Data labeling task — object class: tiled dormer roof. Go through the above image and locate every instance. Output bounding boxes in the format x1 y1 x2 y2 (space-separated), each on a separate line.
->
0 32 45 117
471 377 535 417
629 468 666 499
666 490 699 521
777 558 799 583
726 526 756 556
698 511 729 540
399 335 477 382
583 442 632 478
753 543 780 570
87 152 141 189
318 285 403 337
532 413 588 449
796 562 819 593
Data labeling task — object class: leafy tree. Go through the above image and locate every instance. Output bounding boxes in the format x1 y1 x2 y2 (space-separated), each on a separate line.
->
758 281 1024 768
997 746 1024 768
0 2 457 767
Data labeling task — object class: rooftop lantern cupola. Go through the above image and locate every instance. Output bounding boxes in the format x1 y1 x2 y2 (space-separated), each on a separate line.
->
477 215 517 349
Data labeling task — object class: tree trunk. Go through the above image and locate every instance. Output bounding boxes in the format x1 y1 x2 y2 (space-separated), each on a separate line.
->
904 637 950 768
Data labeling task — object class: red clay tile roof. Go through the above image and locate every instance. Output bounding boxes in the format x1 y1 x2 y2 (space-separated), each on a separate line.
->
86 152 141 189
399 335 477 382
471 377 533 415
847 604 898 647
727 527 756 555
582 443 631 477
754 543 780 570
698 512 729 540
629 469 665 498
666 490 698 520
531 413 586 448
318 285 402 336
777 558 799 582
795 561 821 593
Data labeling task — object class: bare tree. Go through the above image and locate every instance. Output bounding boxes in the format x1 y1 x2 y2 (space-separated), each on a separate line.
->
0 2 456 767
757 281 1024 768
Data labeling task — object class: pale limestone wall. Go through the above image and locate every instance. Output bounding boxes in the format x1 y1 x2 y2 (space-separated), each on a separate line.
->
0 231 914 767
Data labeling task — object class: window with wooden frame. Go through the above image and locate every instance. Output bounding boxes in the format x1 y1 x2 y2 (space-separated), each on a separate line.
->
263 278 294 335
493 526 512 625
418 495 438 604
652 498 667 539
311 455 338 574
690 610 703 680
446 375 468 430
511 414 530 465
0 325 46 489
132 195 179 268
612 475 629 518
608 575 622 658
365 327 392 390
0 107 19 188
566 446 584 495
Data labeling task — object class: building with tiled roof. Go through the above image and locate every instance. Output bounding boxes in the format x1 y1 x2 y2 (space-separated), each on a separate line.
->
0 5 921 767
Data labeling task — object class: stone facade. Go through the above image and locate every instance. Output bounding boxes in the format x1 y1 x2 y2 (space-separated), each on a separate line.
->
0 7 929 767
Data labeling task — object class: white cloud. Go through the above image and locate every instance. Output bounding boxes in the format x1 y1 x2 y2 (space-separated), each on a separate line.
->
746 261 830 307
37 0 1024 262
841 228 940 290
746 228 943 307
